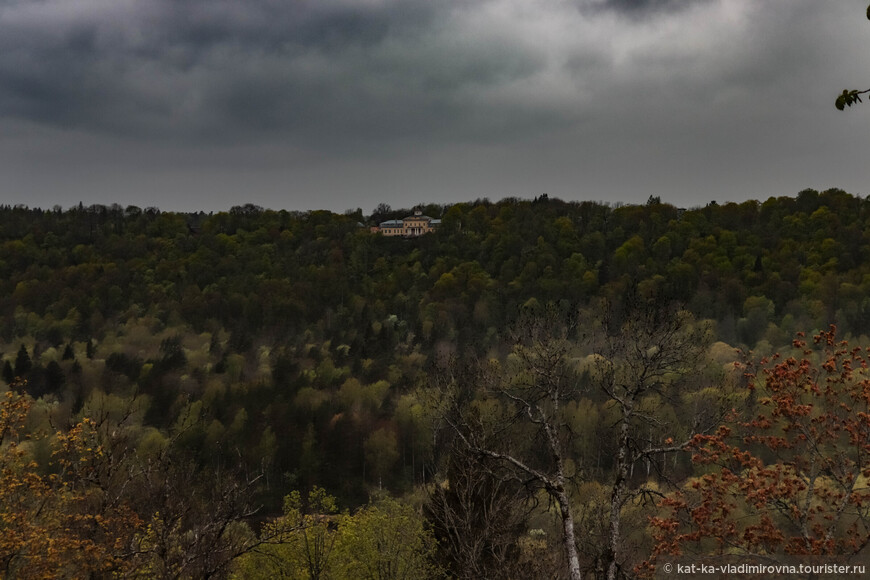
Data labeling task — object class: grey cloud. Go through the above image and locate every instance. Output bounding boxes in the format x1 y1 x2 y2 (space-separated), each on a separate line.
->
0 0 550 146
598 0 714 16
0 0 868 214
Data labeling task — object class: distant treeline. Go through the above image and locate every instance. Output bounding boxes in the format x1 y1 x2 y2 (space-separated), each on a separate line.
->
2 189 867 349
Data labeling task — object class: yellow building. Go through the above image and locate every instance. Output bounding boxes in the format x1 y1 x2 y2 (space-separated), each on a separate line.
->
373 211 440 237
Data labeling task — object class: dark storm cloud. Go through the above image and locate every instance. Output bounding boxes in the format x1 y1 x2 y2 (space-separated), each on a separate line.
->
0 0 550 146
600 0 713 15
0 0 868 212
2 0 760 150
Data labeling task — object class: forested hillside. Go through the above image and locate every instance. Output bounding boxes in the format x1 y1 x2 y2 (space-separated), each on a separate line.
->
2 189 870 578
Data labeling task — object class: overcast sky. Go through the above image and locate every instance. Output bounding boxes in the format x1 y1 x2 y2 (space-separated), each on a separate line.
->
0 0 868 213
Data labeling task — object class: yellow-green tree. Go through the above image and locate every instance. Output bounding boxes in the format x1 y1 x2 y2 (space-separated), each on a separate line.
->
333 497 440 580
236 493 440 580
233 487 339 580
364 427 399 490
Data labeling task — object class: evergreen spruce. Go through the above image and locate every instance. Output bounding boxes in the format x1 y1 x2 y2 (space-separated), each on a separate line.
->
14 344 32 377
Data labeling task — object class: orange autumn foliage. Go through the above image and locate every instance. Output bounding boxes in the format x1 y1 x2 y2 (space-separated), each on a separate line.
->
0 386 142 579
642 327 870 573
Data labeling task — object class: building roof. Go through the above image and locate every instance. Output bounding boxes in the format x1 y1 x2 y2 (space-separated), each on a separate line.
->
379 219 404 228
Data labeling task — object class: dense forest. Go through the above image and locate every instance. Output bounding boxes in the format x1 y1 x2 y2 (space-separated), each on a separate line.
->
2 189 870 578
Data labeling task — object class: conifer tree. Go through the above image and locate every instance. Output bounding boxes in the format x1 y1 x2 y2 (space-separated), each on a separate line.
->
14 344 31 377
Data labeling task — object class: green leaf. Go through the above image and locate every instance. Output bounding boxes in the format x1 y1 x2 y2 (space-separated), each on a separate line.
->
835 90 866 110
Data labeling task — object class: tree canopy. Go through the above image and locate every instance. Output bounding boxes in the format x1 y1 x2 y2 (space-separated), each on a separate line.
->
5 190 870 576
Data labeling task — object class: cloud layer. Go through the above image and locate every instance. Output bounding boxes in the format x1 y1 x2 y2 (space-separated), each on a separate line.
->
0 0 868 211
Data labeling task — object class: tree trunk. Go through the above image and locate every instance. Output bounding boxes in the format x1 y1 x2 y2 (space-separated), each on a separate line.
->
556 488 583 580
607 409 631 580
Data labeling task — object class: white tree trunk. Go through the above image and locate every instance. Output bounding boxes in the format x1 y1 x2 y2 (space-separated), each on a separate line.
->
557 488 583 580
607 408 631 580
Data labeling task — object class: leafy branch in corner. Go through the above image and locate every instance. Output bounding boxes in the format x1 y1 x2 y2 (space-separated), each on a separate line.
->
836 89 870 110
835 5 870 110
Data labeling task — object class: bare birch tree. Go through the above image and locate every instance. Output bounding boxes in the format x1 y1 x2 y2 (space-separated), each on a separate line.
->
438 308 587 580
592 301 729 580
437 301 731 580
